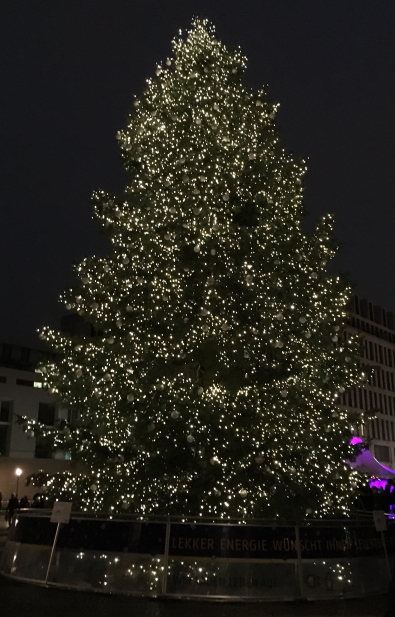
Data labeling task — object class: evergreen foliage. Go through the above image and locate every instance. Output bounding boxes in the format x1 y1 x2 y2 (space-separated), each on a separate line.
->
27 19 365 519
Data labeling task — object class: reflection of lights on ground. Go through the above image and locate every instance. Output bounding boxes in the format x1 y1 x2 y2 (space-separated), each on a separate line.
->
105 558 163 590
330 562 352 585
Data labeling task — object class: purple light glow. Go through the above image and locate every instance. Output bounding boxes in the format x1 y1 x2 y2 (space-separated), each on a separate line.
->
350 436 363 445
369 478 388 490
348 436 395 483
376 462 395 475
369 478 394 492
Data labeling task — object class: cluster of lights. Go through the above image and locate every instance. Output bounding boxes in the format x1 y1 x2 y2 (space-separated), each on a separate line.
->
26 19 368 519
73 551 162 592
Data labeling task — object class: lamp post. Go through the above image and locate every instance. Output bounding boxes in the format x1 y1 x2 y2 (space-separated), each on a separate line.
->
15 468 22 500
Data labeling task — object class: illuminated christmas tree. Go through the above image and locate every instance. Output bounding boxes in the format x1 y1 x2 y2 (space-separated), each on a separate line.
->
29 19 365 518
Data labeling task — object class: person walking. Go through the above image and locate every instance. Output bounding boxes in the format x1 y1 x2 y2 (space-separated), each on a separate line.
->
19 495 30 509
5 493 19 527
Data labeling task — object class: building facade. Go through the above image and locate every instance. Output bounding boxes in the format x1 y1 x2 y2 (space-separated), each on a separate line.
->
340 295 395 468
0 342 72 503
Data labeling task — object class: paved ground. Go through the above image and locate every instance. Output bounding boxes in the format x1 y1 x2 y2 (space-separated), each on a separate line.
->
0 519 391 617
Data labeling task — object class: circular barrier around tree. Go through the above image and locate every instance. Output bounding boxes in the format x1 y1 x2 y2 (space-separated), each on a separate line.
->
0 510 392 601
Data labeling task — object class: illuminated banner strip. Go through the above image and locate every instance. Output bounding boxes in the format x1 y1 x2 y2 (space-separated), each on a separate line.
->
12 515 392 559
169 523 390 559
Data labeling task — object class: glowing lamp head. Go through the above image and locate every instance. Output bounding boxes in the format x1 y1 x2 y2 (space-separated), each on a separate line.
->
15 468 23 477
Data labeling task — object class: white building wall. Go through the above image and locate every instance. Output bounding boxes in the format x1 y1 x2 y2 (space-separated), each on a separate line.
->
0 366 55 457
0 360 73 501
341 297 395 468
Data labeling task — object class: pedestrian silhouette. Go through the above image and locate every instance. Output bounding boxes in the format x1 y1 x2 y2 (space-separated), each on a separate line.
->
5 493 19 527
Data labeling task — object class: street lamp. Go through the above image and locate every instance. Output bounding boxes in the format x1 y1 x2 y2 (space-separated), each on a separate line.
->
15 468 22 499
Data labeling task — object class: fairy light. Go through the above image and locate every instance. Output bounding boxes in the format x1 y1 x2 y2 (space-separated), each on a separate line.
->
22 19 367 519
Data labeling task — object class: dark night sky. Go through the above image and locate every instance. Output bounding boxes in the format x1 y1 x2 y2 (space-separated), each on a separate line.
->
1 1 395 348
